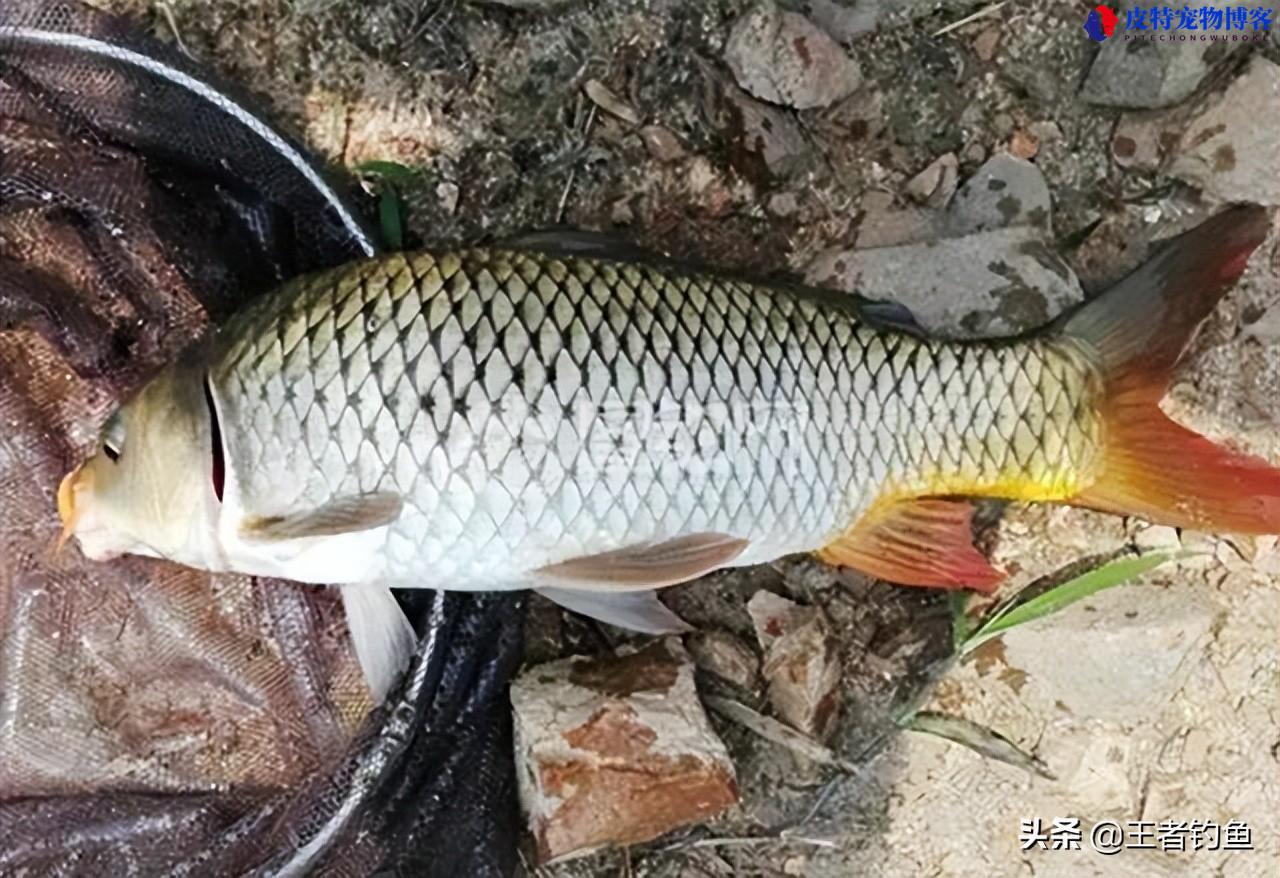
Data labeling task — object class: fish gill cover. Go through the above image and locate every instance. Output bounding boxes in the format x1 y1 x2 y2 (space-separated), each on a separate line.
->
0 1 523 874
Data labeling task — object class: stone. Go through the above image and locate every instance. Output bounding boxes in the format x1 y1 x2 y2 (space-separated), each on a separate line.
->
638 124 687 163
807 225 1084 338
801 0 942 40
701 63 808 179
1080 0 1242 109
1169 56 1280 206
945 153 1052 237
724 1 862 110
687 630 760 690
746 591 843 741
1110 110 1185 171
972 26 1000 62
512 639 738 863
903 152 958 207
1006 128 1038 160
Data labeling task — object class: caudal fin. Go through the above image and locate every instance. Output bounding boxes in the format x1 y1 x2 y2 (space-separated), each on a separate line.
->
1063 205 1280 533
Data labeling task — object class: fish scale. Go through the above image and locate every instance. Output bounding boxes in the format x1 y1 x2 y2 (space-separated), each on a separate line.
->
209 247 1102 589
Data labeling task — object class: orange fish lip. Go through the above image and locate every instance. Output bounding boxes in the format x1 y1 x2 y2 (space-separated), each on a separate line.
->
55 464 88 555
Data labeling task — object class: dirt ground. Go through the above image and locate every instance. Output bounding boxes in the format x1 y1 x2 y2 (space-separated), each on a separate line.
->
94 1 1278 875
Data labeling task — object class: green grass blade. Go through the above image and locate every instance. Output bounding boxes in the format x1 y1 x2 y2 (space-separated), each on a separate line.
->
904 711 1055 779
961 551 1181 655
378 189 405 251
354 159 416 182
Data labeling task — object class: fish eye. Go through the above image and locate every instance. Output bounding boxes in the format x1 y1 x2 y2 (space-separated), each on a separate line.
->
101 411 126 463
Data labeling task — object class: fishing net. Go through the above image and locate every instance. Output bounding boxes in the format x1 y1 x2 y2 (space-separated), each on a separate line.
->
0 1 523 874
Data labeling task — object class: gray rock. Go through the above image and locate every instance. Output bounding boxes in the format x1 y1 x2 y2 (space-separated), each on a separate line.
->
746 592 842 742
725 1 862 110
800 0 948 40
687 630 761 690
946 153 1052 236
1169 56 1280 206
700 62 810 177
1081 0 1242 109
806 225 1084 338
904 152 959 207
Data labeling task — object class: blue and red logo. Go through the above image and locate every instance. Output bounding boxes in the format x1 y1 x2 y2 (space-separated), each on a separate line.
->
1083 4 1120 39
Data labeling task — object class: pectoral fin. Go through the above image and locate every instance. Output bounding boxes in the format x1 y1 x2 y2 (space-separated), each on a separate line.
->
339 584 416 704
536 532 749 588
536 587 693 634
240 492 403 542
817 498 1003 592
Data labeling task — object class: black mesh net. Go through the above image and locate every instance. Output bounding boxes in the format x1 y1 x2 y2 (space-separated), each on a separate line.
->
0 2 524 874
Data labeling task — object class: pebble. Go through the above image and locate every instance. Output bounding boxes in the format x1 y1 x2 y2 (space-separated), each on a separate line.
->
1169 56 1280 206
1080 2 1243 109
687 630 761 690
903 152 958 207
746 591 843 741
512 639 738 863
946 153 1053 236
972 26 1000 62
807 224 1084 338
724 1 862 110
638 124 687 163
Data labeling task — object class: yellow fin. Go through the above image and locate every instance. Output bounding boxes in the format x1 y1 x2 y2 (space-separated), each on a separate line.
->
240 492 403 542
537 532 748 589
817 498 1002 592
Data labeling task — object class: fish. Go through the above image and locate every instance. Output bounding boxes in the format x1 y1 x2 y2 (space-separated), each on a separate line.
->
57 205 1280 700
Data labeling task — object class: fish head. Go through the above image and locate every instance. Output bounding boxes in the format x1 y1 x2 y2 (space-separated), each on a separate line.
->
58 364 223 569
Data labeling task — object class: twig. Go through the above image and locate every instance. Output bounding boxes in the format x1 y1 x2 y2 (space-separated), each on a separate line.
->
555 103 597 224
704 696 857 772
932 1 1008 37
661 834 838 853
157 1 193 57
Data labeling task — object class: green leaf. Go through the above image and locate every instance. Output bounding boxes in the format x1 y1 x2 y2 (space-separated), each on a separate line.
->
904 711 1055 779
960 551 1183 655
354 159 416 182
378 189 405 251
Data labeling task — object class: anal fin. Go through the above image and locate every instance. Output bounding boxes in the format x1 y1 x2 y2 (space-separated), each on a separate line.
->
817 498 1003 592
536 587 693 634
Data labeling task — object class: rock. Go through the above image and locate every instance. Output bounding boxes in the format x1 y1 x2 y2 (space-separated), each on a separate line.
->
807 225 1084 337
638 124 687 163
1110 110 1184 171
801 0 940 40
1006 128 1038 160
583 78 641 126
304 90 454 167
687 630 760 690
703 74 810 178
512 639 738 863
1080 1 1242 109
746 590 799 649
855 190 937 249
435 180 460 215
767 191 801 218
746 591 843 741
1169 56 1280 206
946 153 1052 236
724 1 862 110
972 26 1000 62
903 152 958 207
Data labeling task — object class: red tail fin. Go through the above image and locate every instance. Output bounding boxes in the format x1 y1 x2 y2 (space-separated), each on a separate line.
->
1063 205 1280 533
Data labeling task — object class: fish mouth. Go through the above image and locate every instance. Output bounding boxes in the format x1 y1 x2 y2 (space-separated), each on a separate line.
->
56 463 89 555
